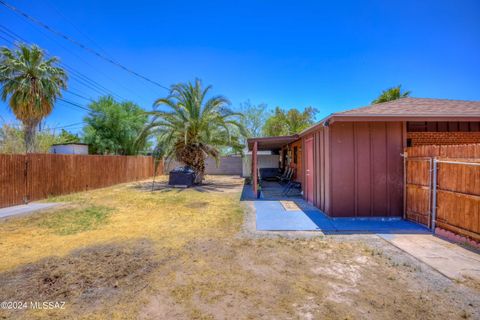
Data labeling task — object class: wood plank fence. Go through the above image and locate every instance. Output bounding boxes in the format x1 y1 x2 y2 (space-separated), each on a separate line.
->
0 153 159 209
405 144 480 242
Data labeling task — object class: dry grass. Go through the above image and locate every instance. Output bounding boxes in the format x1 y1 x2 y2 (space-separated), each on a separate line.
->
0 175 244 273
0 240 158 319
0 175 478 319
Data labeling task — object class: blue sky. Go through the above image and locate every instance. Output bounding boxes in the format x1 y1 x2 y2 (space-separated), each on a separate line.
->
1 0 479 133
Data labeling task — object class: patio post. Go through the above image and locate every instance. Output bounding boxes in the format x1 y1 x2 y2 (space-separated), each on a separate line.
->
252 141 258 197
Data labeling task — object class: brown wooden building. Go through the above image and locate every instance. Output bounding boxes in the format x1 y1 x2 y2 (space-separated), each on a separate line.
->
248 97 480 218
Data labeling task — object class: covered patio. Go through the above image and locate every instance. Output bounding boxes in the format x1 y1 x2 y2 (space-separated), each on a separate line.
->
247 135 301 199
244 136 429 234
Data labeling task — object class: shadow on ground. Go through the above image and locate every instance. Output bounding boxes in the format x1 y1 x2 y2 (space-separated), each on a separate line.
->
131 176 244 194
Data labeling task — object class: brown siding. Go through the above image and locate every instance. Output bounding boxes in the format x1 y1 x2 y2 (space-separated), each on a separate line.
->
289 140 303 183
354 123 371 216
330 122 355 216
328 122 404 217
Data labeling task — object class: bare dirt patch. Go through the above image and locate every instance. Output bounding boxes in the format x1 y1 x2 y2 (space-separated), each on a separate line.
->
140 237 480 320
2 176 479 319
0 239 159 319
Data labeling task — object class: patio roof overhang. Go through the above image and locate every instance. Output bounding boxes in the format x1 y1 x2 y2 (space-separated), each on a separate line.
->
247 135 299 151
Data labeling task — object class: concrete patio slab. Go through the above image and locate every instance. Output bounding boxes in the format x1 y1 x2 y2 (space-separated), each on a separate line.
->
0 203 63 220
380 234 480 280
254 197 429 234
255 200 335 231
331 217 430 234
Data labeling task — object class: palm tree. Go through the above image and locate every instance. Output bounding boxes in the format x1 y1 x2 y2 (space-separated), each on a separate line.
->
0 44 67 152
138 79 246 183
372 85 411 104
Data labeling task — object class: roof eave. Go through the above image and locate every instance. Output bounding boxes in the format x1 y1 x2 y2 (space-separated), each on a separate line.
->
328 114 480 124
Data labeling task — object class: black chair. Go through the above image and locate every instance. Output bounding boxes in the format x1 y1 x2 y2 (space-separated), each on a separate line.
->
283 181 302 196
276 167 291 182
279 168 295 184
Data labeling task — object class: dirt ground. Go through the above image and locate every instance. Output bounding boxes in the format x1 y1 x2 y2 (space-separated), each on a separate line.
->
0 175 479 319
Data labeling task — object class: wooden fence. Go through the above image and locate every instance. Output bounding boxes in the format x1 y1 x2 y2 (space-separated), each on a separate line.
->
0 153 159 209
405 144 480 242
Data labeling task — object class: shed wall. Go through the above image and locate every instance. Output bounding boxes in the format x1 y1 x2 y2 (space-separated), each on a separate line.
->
328 121 405 217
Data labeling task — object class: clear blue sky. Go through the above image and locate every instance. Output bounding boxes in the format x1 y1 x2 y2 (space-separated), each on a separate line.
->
1 0 479 133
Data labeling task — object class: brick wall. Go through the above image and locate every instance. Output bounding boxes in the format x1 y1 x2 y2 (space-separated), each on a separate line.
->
408 132 480 146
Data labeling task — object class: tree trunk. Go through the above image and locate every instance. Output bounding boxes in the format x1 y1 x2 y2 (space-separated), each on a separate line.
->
195 171 204 184
24 122 37 153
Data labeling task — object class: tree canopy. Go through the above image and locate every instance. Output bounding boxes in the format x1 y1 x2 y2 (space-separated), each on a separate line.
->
0 44 67 152
58 129 80 143
0 122 76 154
372 85 411 104
83 96 149 155
239 100 270 138
262 106 317 136
137 79 246 182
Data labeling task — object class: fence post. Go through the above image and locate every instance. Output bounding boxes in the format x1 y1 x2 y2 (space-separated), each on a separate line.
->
23 154 28 204
431 158 438 233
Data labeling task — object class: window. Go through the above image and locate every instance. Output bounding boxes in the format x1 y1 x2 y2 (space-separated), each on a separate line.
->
293 146 298 164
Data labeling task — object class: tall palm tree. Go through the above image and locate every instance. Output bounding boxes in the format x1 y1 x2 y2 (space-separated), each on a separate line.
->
0 44 67 152
372 85 411 104
138 79 246 183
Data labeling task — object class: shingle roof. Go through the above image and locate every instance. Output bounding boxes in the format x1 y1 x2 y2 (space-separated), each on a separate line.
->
299 97 480 136
336 97 480 116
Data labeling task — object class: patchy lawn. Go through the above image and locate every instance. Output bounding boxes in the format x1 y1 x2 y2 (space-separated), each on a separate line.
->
0 175 479 319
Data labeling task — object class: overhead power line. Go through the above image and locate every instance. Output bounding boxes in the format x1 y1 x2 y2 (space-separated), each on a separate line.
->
58 98 90 111
43 0 113 60
0 0 170 91
48 121 85 130
0 24 130 101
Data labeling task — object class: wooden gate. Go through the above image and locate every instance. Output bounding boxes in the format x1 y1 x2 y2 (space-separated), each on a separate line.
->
404 144 480 242
405 157 433 227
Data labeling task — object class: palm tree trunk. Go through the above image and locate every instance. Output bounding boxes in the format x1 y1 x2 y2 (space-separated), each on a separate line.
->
24 122 36 153
195 171 204 184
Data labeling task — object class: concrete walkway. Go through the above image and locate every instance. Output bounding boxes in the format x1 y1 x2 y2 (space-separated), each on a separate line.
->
380 234 480 281
0 203 62 220
254 199 429 234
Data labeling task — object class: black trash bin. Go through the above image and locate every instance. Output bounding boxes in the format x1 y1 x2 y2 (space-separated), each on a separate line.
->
168 167 196 187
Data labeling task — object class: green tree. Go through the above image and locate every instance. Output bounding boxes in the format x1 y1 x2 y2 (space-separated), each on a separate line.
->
0 122 73 154
137 79 246 183
239 100 270 138
372 85 411 104
58 129 80 143
262 106 317 136
83 96 149 155
0 44 67 152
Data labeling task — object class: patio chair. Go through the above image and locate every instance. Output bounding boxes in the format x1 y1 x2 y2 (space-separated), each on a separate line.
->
279 168 295 185
283 181 302 196
276 167 291 182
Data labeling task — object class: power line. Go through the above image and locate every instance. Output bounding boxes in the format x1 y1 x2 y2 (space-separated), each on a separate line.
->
0 32 101 104
0 24 130 101
48 121 85 130
57 98 90 111
43 0 113 60
0 0 170 92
